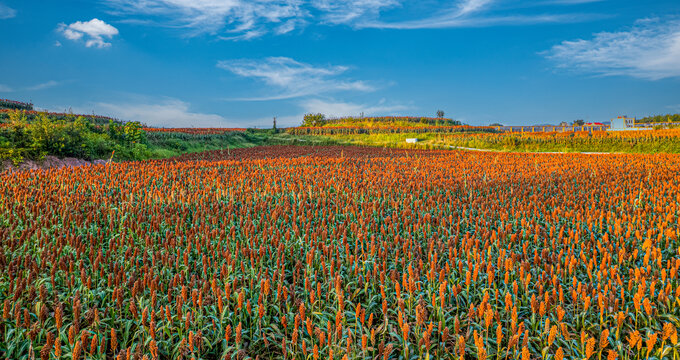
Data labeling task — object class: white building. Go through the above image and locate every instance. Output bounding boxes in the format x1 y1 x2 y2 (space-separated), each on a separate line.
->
608 116 650 131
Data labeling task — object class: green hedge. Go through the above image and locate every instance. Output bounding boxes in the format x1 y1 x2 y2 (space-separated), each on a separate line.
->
0 110 146 164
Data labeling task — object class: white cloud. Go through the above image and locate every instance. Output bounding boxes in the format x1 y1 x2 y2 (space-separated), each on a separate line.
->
58 19 119 48
93 99 237 127
106 0 307 37
358 0 592 29
26 81 60 91
274 18 303 35
105 0 397 37
300 98 409 118
544 0 603 4
104 0 597 39
0 81 60 92
458 0 493 16
545 18 680 80
311 0 399 25
218 57 374 100
0 3 16 19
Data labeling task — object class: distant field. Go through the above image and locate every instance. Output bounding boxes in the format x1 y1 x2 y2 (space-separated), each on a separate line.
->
322 129 680 154
0 108 328 166
288 125 494 136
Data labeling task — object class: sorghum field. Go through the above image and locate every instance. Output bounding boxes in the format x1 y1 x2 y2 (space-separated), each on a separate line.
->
323 129 680 154
1 145 679 360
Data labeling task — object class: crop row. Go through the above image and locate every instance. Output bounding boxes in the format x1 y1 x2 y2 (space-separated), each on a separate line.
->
306 116 462 127
0 99 33 111
287 126 495 136
143 128 247 135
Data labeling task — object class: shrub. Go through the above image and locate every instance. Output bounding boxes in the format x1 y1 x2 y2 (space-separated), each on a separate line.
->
302 113 326 127
0 110 149 163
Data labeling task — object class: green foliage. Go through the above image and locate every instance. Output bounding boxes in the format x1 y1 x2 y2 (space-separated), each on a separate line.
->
0 110 147 164
145 130 335 158
637 113 680 124
302 113 326 127
0 99 33 111
0 109 337 166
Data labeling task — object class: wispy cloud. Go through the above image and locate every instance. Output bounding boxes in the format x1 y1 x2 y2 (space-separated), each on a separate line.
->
545 18 680 80
105 0 399 38
93 98 236 127
0 3 16 19
543 0 603 4
0 81 61 92
358 0 595 29
58 18 119 48
300 98 409 118
311 0 399 25
217 57 374 100
26 81 60 91
103 0 598 39
105 0 307 37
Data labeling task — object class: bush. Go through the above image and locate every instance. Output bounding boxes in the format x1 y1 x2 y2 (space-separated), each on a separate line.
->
0 110 148 163
302 113 326 127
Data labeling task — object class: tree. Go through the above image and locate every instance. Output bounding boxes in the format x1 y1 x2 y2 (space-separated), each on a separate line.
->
436 110 445 118
273 117 278 133
302 113 326 127
489 123 503 127
573 119 585 126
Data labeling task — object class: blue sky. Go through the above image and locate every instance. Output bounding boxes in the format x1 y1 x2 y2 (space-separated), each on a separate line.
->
0 0 679 127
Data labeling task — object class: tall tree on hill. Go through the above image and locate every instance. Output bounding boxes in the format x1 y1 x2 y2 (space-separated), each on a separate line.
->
302 113 325 127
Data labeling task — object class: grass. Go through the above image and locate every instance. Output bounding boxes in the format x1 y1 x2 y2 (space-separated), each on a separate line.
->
145 130 337 159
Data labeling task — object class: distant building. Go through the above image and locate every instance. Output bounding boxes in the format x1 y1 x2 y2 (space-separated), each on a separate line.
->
585 122 604 126
405 138 419 143
608 116 650 131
